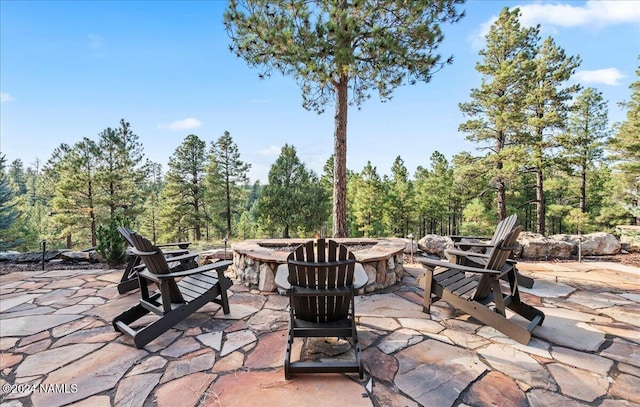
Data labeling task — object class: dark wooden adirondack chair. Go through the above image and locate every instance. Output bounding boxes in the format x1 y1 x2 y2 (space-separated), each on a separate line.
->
284 239 363 379
448 215 534 289
418 226 545 345
117 226 194 294
113 232 232 349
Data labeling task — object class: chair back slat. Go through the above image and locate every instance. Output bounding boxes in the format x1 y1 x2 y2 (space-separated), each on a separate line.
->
129 231 184 303
485 225 522 271
489 214 519 246
287 239 356 323
117 226 136 247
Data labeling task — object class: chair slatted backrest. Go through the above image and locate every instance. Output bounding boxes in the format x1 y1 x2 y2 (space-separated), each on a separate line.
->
117 226 136 247
488 214 519 246
287 239 356 323
485 225 522 271
129 232 184 303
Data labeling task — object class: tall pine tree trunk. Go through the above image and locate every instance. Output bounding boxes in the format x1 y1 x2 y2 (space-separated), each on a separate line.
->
580 168 587 213
495 132 507 221
333 75 348 238
536 168 545 234
226 174 232 238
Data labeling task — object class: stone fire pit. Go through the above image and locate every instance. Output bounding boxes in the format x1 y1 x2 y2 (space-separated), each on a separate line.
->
229 238 406 293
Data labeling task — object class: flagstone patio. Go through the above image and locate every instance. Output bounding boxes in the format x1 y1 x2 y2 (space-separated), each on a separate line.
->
1 260 639 406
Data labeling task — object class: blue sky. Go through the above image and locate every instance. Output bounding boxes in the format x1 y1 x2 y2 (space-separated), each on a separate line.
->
1 1 639 183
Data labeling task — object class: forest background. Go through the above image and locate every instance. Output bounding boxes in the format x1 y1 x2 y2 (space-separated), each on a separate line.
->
1 6 639 255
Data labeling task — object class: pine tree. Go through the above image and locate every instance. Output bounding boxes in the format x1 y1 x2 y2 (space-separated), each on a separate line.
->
8 159 27 195
560 88 610 213
609 60 640 224
95 119 146 222
164 134 209 241
384 156 414 237
258 145 329 238
351 161 384 237
51 138 101 247
524 36 581 234
205 131 251 239
414 151 456 235
459 7 537 221
0 154 20 250
225 0 464 237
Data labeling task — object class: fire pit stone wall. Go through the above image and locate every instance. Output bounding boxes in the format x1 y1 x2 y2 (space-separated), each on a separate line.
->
229 238 406 293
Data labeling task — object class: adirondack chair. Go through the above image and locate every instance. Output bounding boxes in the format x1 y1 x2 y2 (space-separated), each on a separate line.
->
418 226 545 345
448 215 534 289
117 226 195 294
113 232 232 349
284 239 363 380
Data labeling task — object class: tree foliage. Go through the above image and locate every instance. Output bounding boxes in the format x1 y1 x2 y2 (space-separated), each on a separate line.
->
258 145 329 238
163 134 209 241
459 7 537 221
0 154 20 250
205 131 251 239
225 0 465 237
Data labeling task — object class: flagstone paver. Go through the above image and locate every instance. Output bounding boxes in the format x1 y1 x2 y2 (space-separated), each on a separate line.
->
30 343 145 407
395 339 488 406
550 346 613 376
160 352 216 383
609 373 640 404
155 372 216 407
206 370 372 406
477 343 556 391
0 314 83 337
15 343 102 377
0 261 638 406
114 373 161 406
463 371 527 407
601 338 640 368
547 362 609 402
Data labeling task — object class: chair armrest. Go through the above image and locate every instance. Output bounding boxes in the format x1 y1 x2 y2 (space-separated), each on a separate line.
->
446 248 491 261
162 249 190 257
449 234 490 242
416 257 500 275
163 252 198 263
156 241 191 250
139 260 232 281
454 242 495 251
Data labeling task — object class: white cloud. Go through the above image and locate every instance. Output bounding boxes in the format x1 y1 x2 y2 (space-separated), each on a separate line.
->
474 1 640 45
259 145 281 156
518 1 640 28
160 117 203 131
573 68 626 86
0 93 14 103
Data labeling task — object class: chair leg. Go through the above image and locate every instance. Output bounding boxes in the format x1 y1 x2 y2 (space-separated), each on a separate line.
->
423 267 434 313
441 290 532 345
118 256 141 294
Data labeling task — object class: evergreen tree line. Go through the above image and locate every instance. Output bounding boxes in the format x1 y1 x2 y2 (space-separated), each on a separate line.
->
1 8 638 251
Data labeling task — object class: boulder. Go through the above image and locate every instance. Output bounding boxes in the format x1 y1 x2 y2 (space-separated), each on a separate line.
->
418 235 454 258
518 232 572 259
15 250 69 263
199 249 233 265
579 232 620 255
549 233 621 256
60 251 100 263
399 238 419 255
0 251 20 262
